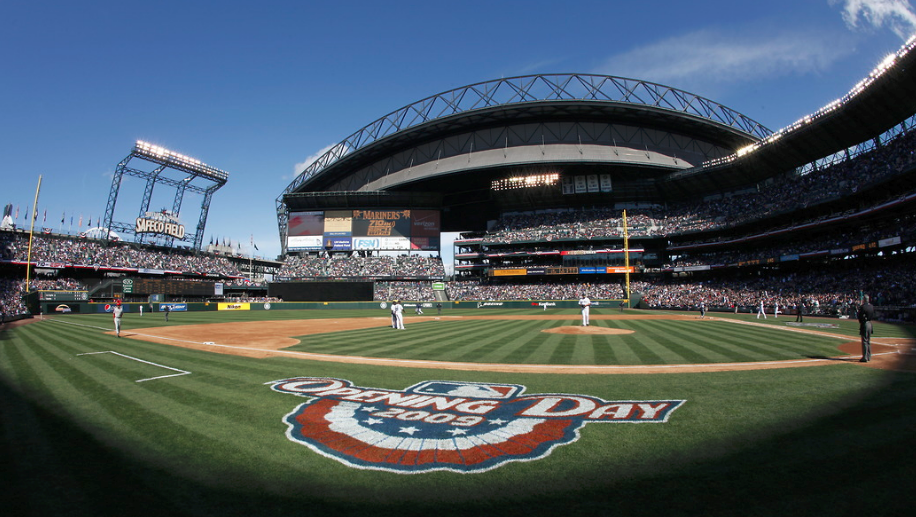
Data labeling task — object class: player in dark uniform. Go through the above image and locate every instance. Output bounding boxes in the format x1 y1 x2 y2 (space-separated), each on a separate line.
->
857 295 876 362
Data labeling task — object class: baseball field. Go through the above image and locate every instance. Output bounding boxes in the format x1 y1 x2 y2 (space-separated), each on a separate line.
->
2 307 915 517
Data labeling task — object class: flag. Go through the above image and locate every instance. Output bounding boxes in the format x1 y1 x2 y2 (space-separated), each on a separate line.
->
79 215 83 228
61 212 65 224
43 209 47 223
15 206 19 219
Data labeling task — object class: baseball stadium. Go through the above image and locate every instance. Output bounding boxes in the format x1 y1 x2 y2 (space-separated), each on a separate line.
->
3 33 916 517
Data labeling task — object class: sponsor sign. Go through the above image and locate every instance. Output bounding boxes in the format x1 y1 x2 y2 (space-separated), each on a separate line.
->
878 236 901 247
135 211 185 240
218 302 250 311
159 303 187 312
288 235 324 251
476 302 504 308
410 210 440 237
491 268 528 277
270 377 685 474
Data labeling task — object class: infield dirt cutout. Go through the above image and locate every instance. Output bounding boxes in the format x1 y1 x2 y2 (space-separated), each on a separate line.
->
120 313 916 374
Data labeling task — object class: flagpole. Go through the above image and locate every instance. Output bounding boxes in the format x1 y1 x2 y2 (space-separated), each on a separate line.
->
25 175 42 294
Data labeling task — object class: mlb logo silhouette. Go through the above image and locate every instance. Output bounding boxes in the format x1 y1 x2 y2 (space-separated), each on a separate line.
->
270 377 685 474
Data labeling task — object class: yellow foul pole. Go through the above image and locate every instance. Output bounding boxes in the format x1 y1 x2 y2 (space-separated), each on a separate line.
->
25 175 42 294
623 209 630 308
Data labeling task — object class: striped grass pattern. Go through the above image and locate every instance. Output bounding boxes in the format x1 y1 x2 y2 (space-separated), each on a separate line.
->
290 317 846 365
2 310 915 517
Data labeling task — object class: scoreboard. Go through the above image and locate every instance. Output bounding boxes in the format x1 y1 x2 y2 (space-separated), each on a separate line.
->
287 209 440 251
122 278 216 296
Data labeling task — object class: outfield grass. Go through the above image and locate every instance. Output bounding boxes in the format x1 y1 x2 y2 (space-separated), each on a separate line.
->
2 309 915 517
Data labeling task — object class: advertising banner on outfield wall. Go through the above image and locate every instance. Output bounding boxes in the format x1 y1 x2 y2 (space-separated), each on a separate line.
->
218 303 250 311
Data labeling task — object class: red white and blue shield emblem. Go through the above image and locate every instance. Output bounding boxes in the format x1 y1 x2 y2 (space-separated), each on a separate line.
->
270 377 685 474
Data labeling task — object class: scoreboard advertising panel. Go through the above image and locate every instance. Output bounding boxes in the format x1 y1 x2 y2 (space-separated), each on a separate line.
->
287 210 440 251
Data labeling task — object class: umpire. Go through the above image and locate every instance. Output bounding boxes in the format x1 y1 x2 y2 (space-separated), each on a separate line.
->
857 295 876 362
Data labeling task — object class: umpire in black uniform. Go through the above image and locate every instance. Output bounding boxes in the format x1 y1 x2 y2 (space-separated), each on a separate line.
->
857 295 876 362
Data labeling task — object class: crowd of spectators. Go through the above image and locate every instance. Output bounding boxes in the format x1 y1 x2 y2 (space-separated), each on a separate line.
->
2 233 244 277
0 278 28 319
665 215 916 269
374 281 438 302
479 128 916 244
278 254 444 278
446 280 625 302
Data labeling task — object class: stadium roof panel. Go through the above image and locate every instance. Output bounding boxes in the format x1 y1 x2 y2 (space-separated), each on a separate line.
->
281 74 772 197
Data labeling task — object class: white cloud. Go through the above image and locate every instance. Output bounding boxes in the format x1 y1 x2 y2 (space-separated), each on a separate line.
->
293 143 337 177
833 0 916 39
592 28 853 95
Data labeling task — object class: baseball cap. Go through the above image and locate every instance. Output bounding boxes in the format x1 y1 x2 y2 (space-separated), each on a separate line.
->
116 299 121 305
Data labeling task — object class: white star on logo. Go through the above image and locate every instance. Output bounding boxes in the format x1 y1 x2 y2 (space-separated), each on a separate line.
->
399 426 420 436
364 418 383 425
360 406 379 412
446 428 468 436
489 418 507 425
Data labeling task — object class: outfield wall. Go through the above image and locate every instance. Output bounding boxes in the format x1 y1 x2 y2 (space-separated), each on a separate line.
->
39 298 633 315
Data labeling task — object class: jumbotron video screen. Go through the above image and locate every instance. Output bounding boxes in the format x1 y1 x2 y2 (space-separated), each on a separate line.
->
286 209 440 252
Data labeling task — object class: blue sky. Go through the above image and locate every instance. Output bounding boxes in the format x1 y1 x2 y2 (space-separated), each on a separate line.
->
2 0 915 266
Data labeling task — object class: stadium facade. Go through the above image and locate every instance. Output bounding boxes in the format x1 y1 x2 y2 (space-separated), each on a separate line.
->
277 35 916 300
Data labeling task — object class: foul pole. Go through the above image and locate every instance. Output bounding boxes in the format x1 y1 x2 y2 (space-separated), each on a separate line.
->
623 209 630 308
25 175 42 294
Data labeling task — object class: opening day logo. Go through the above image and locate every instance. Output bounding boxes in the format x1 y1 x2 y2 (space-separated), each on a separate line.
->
269 377 685 474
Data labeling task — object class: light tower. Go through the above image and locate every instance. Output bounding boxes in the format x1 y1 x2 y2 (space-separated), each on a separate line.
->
103 141 229 251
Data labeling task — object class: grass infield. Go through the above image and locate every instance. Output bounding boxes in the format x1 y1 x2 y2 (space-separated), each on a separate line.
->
1 308 915 517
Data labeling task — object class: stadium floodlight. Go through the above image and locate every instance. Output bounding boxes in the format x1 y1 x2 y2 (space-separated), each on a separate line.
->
133 140 229 182
491 173 560 191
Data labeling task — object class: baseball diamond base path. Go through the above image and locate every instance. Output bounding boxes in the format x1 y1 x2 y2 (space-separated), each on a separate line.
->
119 314 916 374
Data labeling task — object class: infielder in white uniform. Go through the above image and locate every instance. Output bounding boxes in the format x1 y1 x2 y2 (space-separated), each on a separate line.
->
113 300 124 337
757 299 767 319
392 301 405 329
578 294 591 326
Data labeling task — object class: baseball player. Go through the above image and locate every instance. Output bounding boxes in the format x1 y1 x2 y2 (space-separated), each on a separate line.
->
756 299 767 319
394 300 405 329
415 302 423 315
578 293 591 326
857 295 876 362
113 300 124 337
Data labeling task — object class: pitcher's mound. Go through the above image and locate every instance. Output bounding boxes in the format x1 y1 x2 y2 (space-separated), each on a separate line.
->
543 326 635 335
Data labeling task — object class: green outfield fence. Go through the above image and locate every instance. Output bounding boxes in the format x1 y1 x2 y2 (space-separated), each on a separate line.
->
38 297 638 316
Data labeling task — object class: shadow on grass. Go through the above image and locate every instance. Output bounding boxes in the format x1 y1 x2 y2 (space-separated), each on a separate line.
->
3 366 916 517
